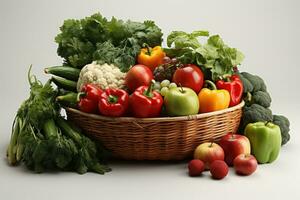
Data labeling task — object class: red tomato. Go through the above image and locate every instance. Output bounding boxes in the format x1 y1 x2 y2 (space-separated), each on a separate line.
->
125 64 153 92
172 64 204 93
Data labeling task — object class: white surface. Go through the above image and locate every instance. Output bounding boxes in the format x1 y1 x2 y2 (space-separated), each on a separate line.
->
1 0 300 199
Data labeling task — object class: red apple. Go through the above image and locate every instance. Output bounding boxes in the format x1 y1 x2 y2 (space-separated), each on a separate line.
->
219 133 251 166
188 159 205 176
194 142 225 169
210 160 229 180
233 154 258 176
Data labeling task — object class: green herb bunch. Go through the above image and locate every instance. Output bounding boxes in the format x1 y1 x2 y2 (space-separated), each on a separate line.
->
55 13 163 72
7 66 110 174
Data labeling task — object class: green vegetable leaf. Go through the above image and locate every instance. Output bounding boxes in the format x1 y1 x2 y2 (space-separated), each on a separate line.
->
167 31 189 47
166 30 244 81
195 45 218 61
8 67 111 174
167 30 209 49
55 13 163 71
207 35 224 48
93 39 139 72
191 30 209 37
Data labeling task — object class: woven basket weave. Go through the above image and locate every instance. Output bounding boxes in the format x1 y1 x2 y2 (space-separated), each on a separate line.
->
66 101 244 160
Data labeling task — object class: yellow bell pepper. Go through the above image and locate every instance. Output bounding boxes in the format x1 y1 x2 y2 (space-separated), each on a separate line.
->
198 80 230 113
137 45 166 72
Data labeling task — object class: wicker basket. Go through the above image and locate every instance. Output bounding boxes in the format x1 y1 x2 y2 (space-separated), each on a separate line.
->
66 101 244 160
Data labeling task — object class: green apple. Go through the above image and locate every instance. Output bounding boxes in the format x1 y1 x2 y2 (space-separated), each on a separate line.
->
164 87 199 116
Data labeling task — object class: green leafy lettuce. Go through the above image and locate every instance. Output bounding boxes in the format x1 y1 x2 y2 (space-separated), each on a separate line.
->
165 30 244 81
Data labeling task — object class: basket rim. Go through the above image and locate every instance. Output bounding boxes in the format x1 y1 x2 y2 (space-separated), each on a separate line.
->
66 101 244 122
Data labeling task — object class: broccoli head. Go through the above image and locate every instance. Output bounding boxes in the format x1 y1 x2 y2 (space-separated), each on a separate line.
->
239 104 273 133
241 72 267 92
273 115 290 145
245 91 272 108
237 72 254 93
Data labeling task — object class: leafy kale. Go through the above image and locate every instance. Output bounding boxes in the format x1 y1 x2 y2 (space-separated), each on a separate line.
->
164 30 244 81
93 39 140 72
55 13 163 72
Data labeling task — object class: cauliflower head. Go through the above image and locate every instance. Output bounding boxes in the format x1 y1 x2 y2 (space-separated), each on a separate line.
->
77 62 126 91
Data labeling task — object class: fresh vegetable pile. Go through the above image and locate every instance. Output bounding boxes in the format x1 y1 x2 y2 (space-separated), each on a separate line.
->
7 12 291 177
7 67 110 174
55 13 162 72
237 72 290 145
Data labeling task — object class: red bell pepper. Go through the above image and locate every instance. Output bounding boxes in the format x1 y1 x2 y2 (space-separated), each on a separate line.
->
216 75 243 107
130 81 163 118
98 89 129 117
78 84 102 113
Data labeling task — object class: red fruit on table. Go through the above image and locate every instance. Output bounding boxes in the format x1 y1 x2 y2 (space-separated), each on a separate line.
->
210 160 229 180
219 133 251 166
172 64 204 93
188 159 205 177
194 142 225 169
233 154 258 176
125 64 154 92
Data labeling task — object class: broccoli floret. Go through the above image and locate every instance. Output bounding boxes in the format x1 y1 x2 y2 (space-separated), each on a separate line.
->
241 72 267 92
239 104 273 133
273 115 290 145
244 91 271 108
250 91 272 108
237 72 253 93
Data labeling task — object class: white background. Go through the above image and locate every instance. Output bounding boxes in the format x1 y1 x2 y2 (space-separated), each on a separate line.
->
0 0 300 199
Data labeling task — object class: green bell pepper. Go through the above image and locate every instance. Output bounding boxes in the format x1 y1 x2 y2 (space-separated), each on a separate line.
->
244 122 281 164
